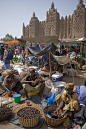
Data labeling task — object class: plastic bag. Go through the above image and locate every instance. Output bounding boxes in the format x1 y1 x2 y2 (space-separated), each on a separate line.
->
51 87 56 93
47 93 57 105
73 125 82 129
82 123 86 129
74 118 85 126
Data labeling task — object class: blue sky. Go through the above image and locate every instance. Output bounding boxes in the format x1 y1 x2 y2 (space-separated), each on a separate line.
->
0 0 86 39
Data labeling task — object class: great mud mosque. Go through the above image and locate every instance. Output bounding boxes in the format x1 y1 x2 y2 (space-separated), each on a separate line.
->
22 0 86 39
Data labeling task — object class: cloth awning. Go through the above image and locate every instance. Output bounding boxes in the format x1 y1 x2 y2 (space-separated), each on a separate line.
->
53 54 71 65
28 43 43 55
52 51 76 65
28 42 57 56
3 40 19 46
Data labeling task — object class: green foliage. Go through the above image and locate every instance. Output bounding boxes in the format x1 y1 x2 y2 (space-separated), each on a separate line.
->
5 34 13 40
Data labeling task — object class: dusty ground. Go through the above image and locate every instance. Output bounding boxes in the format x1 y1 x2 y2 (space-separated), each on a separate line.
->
0 70 86 129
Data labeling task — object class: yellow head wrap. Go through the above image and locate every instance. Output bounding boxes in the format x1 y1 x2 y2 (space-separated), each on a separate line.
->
64 83 74 89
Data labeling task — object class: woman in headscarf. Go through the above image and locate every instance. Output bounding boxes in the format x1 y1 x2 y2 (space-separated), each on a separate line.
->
54 83 79 118
0 70 23 96
21 68 45 98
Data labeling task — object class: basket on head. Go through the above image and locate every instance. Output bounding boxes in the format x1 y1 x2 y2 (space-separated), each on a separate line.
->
43 105 67 127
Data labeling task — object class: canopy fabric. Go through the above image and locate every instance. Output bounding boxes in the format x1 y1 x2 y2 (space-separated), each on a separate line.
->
52 51 76 65
76 37 86 41
28 43 43 55
53 54 71 65
57 43 60 48
28 42 57 56
3 40 19 46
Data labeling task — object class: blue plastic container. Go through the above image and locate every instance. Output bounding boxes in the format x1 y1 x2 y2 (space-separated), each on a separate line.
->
52 73 63 82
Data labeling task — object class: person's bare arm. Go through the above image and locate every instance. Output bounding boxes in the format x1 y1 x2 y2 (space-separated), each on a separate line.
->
3 85 12 97
56 100 65 111
3 50 6 60
54 100 65 116
21 81 32 84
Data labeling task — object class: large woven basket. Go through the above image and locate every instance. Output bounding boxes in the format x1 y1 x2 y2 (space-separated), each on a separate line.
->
17 107 40 127
43 105 67 127
13 102 43 117
0 107 12 122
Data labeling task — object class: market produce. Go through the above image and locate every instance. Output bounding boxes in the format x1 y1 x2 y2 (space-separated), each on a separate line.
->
17 107 40 119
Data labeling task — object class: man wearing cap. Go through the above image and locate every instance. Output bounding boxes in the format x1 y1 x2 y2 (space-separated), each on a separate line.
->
54 83 79 118
3 45 10 69
1 46 4 61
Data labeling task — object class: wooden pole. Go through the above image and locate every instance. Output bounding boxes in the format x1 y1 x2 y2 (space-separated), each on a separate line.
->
38 56 39 68
60 44 61 55
49 52 51 79
70 62 74 84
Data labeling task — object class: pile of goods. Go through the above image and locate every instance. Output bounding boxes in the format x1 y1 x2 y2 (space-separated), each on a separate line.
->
0 106 12 121
13 102 43 117
17 107 40 127
17 107 40 119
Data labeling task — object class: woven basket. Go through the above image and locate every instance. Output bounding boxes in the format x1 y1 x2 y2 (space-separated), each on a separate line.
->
0 112 11 122
0 107 12 122
17 107 40 127
13 102 43 117
43 105 67 127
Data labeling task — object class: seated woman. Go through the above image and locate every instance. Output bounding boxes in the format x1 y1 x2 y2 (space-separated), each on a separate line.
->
54 83 79 118
0 70 23 96
74 80 86 125
21 68 45 98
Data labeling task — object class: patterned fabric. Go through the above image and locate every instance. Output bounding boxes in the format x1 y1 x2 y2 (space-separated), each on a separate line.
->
63 117 70 127
56 90 79 111
2 75 18 90
0 81 6 92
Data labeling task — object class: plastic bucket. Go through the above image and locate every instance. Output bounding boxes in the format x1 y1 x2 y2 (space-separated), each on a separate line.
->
13 94 21 103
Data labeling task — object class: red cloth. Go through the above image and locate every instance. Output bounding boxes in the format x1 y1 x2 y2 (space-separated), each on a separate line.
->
22 50 25 53
3 93 15 98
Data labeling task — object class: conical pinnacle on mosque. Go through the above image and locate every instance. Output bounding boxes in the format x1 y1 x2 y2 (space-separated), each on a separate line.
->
79 0 83 4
